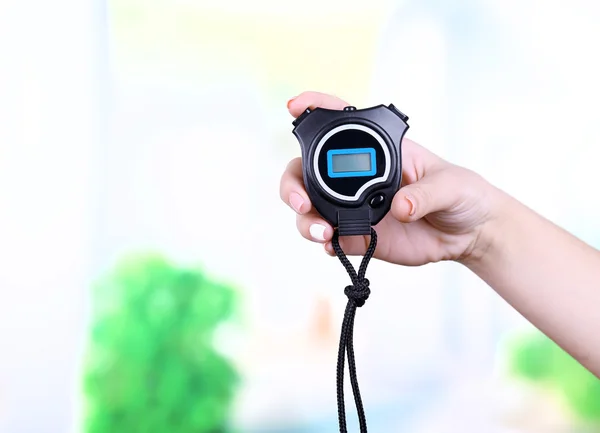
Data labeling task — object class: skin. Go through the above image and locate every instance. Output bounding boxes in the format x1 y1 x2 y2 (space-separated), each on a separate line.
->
280 91 600 378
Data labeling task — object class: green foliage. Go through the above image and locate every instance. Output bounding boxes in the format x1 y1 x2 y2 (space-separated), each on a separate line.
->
507 331 600 422
83 253 239 433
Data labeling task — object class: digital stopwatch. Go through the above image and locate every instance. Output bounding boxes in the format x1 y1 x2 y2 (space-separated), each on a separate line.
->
292 104 409 236
290 102 410 432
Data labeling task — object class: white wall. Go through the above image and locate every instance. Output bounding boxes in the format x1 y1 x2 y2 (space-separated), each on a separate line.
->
0 1 104 432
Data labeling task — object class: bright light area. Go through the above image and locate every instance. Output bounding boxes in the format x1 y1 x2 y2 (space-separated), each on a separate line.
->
1 0 600 432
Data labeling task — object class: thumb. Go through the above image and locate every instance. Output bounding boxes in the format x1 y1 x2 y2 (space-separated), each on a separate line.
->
391 169 461 223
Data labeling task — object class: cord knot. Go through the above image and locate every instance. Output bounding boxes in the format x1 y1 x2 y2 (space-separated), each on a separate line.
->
344 278 370 307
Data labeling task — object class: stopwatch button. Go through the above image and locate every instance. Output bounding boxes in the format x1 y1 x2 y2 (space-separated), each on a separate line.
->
369 193 385 208
388 104 409 122
343 106 357 111
292 108 312 127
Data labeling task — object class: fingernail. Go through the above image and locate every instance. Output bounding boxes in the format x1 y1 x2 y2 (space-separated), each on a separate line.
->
406 195 416 216
289 192 304 213
287 97 297 109
309 224 326 241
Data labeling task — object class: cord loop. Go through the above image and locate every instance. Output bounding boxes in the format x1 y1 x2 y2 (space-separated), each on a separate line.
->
332 227 377 433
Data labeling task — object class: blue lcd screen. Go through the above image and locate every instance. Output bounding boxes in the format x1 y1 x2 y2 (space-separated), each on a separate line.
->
327 148 377 178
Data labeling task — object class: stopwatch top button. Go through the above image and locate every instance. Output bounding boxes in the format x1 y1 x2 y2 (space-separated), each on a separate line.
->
292 108 312 127
343 106 357 111
388 104 409 121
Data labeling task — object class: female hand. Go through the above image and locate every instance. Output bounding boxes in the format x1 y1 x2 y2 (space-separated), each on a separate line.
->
280 91 504 266
281 92 600 378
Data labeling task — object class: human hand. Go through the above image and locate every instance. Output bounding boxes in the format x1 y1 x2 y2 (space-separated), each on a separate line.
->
280 91 504 266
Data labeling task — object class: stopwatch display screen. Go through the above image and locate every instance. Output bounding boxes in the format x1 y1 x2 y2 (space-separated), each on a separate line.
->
327 148 376 178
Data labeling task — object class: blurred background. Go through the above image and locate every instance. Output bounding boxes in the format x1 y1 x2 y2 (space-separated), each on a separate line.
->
1 0 600 432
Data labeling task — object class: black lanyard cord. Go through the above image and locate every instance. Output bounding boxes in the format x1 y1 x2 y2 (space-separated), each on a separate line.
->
332 227 377 433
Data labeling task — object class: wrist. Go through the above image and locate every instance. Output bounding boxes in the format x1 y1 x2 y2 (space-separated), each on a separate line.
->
457 185 518 270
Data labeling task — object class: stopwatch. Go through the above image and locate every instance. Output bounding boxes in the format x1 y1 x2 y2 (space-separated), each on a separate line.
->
292 104 409 236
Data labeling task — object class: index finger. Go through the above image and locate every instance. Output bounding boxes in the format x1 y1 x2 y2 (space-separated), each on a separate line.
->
287 91 350 118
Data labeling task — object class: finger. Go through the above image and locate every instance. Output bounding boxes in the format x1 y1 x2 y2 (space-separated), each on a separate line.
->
279 157 312 215
296 214 334 244
324 242 336 256
400 138 446 186
391 168 461 223
287 91 350 118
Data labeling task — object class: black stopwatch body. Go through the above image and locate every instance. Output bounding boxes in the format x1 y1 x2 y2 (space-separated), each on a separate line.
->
292 104 409 236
